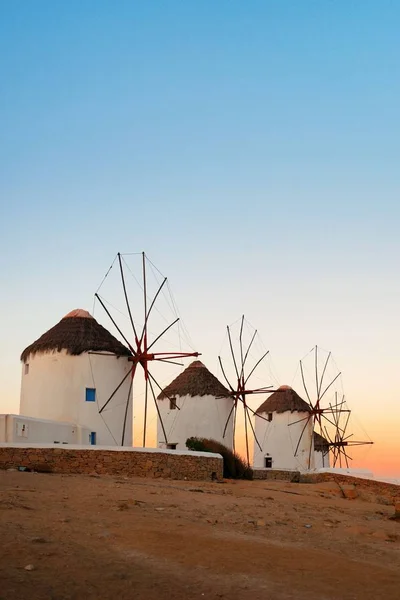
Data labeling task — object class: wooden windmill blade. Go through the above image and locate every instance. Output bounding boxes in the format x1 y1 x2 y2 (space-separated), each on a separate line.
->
219 315 277 466
329 397 374 467
92 251 200 447
295 346 347 469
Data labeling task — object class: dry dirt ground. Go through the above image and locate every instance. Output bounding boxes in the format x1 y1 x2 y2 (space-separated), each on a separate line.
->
1 471 400 600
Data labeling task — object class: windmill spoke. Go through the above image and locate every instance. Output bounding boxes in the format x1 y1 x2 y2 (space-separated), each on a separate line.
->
143 379 149 447
142 252 148 347
319 372 341 402
232 403 237 454
227 325 240 380
246 405 263 452
157 358 184 366
140 277 168 345
243 401 250 466
244 350 269 385
222 400 236 438
121 376 133 445
318 351 331 398
99 368 133 414
315 346 319 402
148 374 168 445
308 425 314 469
245 404 272 424
240 329 257 378
300 360 312 406
147 318 180 351
321 412 346 431
342 441 374 446
340 447 353 462
218 356 235 392
326 399 346 411
146 370 181 411
118 252 139 341
294 415 311 457
342 410 351 437
95 294 135 354
239 315 245 380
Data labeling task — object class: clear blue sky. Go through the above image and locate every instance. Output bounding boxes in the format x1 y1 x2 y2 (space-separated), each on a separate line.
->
0 1 399 475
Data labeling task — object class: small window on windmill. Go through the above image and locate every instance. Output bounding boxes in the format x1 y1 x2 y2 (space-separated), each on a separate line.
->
167 443 177 450
264 456 272 468
267 413 273 422
25 363 29 375
85 388 96 402
169 397 177 410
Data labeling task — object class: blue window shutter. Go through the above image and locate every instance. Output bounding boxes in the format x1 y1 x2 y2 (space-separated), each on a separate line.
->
85 388 96 402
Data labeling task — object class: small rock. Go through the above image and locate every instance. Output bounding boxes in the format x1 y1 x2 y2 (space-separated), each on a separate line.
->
256 519 266 527
371 530 390 541
304 524 312 529
6 468 17 472
60 518 70 523
341 484 358 500
24 564 35 571
31 537 48 544
98 530 111 538
155 507 165 511
134 500 146 507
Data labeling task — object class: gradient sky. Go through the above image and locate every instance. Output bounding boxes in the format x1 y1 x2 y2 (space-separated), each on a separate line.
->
1 1 399 477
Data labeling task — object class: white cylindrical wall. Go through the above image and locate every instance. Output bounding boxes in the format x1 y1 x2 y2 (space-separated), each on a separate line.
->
253 410 315 472
314 449 330 469
157 394 234 450
20 351 133 446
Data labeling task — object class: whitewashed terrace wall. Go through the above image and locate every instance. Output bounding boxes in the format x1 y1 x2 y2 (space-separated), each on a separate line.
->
0 414 92 445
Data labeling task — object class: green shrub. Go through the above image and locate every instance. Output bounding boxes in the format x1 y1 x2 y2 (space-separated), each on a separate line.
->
186 437 253 480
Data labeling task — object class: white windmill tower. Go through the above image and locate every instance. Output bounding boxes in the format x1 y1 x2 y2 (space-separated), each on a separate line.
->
156 361 234 450
20 308 133 446
253 385 315 472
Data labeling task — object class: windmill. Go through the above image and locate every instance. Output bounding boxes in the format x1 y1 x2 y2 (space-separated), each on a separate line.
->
91 252 200 447
217 316 278 466
291 346 373 469
322 392 373 468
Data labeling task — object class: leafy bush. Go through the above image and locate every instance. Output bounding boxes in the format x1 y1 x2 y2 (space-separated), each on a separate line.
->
186 437 253 480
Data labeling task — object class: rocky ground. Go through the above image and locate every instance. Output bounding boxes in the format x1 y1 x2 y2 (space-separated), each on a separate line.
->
1 470 399 599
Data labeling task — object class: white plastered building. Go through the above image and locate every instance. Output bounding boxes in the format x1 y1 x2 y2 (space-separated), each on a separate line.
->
15 309 133 446
156 361 234 450
253 385 330 472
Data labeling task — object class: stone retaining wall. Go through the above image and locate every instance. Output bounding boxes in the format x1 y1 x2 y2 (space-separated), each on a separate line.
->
301 472 400 503
253 469 300 482
0 445 223 481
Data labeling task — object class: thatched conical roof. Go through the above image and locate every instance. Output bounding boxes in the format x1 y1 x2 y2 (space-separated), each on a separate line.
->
21 309 131 362
157 361 231 399
256 385 311 415
314 431 330 451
